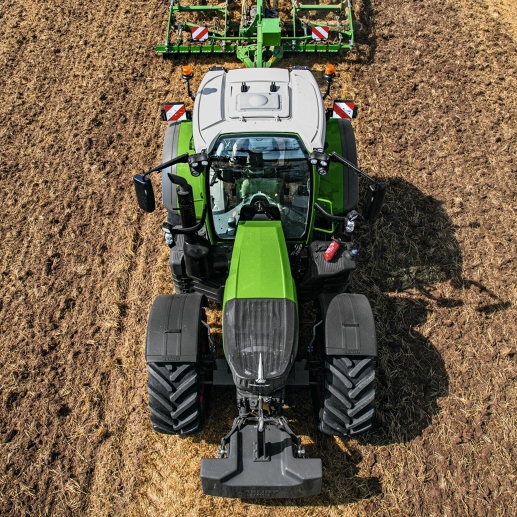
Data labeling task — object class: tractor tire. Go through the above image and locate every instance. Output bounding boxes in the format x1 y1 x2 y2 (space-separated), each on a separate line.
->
148 362 205 435
319 355 375 436
339 118 357 165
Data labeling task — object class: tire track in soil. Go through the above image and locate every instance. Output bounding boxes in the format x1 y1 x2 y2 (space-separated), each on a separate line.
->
1 0 517 516
0 1 169 515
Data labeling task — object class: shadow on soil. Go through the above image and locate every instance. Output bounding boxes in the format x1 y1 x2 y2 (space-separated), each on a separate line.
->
353 0 377 64
354 178 456 445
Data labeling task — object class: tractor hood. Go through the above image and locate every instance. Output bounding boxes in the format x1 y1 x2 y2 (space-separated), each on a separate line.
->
223 221 296 301
223 221 298 393
193 67 326 154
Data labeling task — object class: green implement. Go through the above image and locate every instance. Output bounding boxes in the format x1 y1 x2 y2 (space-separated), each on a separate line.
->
156 0 354 67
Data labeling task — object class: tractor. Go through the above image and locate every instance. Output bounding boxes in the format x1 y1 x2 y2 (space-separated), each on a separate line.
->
133 0 386 499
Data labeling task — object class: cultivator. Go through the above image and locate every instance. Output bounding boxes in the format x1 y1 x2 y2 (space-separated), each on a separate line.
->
156 0 354 67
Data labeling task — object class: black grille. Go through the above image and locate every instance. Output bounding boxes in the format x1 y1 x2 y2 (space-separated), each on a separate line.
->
223 299 297 382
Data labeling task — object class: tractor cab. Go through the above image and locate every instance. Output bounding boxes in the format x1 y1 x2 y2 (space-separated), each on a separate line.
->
190 66 325 244
208 133 311 240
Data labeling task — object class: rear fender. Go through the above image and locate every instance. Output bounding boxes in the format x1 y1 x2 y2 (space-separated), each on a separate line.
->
319 118 359 214
161 121 205 221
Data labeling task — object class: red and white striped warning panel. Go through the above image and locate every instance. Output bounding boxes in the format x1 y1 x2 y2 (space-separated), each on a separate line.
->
163 103 187 122
191 26 209 41
332 100 356 120
312 26 329 41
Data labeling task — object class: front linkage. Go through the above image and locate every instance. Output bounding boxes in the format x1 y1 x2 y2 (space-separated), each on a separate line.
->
202 397 321 498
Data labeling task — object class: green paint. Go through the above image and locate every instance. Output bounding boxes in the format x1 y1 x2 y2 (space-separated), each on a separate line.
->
318 118 345 216
223 221 296 303
262 18 281 47
174 122 206 220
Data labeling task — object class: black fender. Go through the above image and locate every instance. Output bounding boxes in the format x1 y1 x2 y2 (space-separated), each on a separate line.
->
161 122 182 224
146 293 208 363
319 293 377 356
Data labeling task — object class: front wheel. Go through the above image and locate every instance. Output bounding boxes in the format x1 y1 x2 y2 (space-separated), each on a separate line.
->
145 293 210 435
148 362 206 435
319 355 375 436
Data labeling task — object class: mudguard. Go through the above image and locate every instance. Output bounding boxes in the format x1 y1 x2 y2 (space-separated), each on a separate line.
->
161 121 203 223
320 293 377 356
161 122 182 218
337 119 359 213
320 118 359 215
146 293 207 363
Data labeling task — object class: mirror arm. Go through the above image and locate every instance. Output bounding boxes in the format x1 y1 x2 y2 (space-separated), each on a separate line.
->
330 152 378 184
143 153 189 177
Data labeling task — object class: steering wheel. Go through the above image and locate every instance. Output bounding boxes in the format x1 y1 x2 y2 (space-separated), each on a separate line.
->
240 194 281 221
250 194 271 212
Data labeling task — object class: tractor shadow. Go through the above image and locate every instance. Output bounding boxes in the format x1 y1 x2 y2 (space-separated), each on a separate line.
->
352 177 459 446
293 179 461 451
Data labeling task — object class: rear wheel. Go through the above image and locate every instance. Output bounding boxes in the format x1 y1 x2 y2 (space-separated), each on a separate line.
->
337 119 359 213
148 362 205 435
319 355 375 436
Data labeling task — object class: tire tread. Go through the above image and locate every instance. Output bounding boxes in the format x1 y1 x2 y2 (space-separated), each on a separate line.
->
320 356 375 436
148 362 202 435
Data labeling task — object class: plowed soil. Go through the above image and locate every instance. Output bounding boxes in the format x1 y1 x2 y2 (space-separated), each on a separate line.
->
1 0 516 515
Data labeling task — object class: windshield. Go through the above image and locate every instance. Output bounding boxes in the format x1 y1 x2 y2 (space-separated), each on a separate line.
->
208 134 311 240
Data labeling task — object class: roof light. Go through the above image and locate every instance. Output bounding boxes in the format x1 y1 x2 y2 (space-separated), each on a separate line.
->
324 64 335 76
182 65 193 80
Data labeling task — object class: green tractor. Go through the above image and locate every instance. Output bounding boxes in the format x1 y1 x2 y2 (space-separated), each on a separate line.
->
134 64 386 498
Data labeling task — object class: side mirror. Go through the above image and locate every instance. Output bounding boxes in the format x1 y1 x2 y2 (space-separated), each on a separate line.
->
133 174 155 212
362 182 387 221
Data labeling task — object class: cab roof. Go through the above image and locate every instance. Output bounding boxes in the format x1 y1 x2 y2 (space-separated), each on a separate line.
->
192 67 326 154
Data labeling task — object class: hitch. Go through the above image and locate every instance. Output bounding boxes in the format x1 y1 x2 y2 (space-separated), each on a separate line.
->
202 403 321 498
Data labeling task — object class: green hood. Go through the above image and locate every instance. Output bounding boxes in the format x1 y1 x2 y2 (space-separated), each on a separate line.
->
223 221 296 304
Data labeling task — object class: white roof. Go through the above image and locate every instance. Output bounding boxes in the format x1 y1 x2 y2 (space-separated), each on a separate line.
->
192 67 326 153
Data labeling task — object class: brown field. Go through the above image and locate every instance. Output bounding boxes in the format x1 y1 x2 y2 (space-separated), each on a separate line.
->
1 0 516 515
